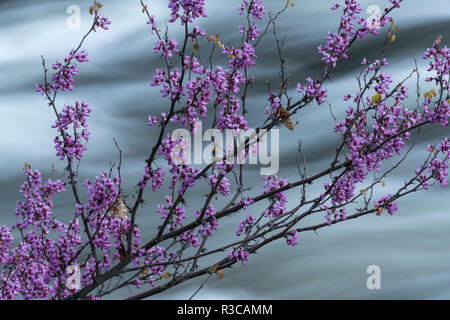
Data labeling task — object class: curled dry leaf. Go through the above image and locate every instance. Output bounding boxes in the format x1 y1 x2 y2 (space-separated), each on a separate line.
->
283 118 294 131
278 106 289 119
193 41 199 53
110 197 128 219
372 92 382 104
207 34 220 43
278 106 295 131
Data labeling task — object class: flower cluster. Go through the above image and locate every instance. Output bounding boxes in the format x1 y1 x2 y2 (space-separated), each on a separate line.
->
154 38 179 58
157 196 187 231
296 77 328 106
322 206 347 225
262 175 288 219
229 247 249 265
427 158 449 187
157 135 200 195
81 173 145 280
374 195 398 216
168 0 207 24
236 215 255 237
286 230 299 247
238 0 267 20
195 205 219 237
52 101 92 162
96 15 111 30
208 171 231 196
138 166 165 191
237 197 255 210
0 169 86 299
423 36 450 89
320 0 400 68
239 23 260 42
324 36 450 225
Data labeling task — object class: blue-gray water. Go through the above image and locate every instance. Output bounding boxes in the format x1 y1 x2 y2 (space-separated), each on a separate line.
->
0 0 449 299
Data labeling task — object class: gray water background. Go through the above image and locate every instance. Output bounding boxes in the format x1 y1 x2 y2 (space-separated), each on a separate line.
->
0 0 449 299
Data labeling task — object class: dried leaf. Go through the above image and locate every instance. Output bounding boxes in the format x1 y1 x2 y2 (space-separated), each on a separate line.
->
371 92 382 104
163 272 171 279
89 6 94 15
217 270 223 280
431 89 436 97
424 91 433 99
278 106 289 119
193 41 199 53
110 197 128 219
283 118 294 131
142 5 147 13
390 34 396 43
119 242 126 261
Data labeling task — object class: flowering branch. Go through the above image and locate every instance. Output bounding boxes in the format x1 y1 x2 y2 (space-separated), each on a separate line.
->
0 0 448 300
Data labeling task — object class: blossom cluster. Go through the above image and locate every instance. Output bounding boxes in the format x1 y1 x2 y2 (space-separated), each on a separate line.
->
168 0 207 24
229 247 249 265
0 169 84 299
323 38 450 224
321 0 400 68
52 101 92 162
262 175 288 219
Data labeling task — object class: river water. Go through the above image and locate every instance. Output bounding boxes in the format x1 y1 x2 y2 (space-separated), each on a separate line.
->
0 0 449 299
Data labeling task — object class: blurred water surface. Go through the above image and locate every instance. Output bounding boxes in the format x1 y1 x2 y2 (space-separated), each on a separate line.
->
0 0 449 299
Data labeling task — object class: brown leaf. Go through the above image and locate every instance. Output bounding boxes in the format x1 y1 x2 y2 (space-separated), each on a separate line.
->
283 118 294 131
110 197 128 219
119 241 126 261
278 106 289 119
217 270 223 280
